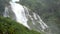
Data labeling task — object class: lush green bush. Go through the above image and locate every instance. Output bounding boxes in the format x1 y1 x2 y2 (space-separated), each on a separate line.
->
0 17 41 34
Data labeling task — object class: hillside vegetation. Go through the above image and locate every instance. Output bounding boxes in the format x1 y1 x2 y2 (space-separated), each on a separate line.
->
0 17 41 34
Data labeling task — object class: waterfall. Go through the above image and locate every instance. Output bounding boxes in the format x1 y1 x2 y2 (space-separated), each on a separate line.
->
23 6 49 32
3 7 9 17
3 0 49 33
9 0 30 29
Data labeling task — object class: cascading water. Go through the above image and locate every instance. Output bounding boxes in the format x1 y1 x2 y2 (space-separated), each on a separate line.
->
4 7 9 17
22 6 49 32
10 0 30 29
3 0 50 34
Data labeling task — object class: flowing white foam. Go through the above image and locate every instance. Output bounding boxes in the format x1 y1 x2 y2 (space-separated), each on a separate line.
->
9 0 30 28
